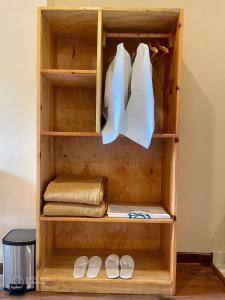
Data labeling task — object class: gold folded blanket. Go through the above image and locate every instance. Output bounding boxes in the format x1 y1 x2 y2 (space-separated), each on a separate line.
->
43 201 107 217
44 175 105 206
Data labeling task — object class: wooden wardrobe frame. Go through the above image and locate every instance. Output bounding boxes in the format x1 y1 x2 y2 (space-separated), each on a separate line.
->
36 7 183 296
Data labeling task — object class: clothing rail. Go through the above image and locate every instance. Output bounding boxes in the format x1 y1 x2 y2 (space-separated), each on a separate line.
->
105 33 171 39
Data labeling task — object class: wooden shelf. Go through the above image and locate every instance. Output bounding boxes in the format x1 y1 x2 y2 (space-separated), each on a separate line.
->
41 69 96 88
39 249 172 294
40 215 174 224
40 131 176 139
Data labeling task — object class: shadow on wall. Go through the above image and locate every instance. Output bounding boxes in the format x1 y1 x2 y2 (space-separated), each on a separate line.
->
0 172 36 260
177 61 214 252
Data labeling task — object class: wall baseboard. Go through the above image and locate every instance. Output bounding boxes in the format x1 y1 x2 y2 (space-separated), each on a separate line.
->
177 252 213 263
0 253 214 275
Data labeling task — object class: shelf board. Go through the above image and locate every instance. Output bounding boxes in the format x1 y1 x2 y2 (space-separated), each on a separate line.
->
39 249 172 294
40 215 174 224
40 131 176 139
41 69 96 88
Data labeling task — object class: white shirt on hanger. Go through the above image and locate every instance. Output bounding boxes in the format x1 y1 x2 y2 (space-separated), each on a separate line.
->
121 43 154 149
102 43 131 144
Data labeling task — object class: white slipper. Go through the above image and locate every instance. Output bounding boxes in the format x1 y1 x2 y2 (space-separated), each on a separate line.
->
73 256 88 278
87 256 102 278
105 254 120 279
120 255 135 279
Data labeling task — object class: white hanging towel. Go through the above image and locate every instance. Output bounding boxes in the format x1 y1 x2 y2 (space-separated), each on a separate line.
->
121 43 154 149
102 43 131 144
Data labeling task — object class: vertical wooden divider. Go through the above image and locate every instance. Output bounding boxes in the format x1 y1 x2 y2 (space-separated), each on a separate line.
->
96 10 103 132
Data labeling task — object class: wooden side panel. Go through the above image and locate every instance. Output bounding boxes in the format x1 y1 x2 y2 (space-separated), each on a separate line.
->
41 13 56 69
55 87 96 132
37 10 55 290
161 224 176 295
163 11 183 134
37 221 54 293
161 140 177 215
40 76 55 131
55 137 162 204
55 222 160 251
40 137 55 202
96 10 103 132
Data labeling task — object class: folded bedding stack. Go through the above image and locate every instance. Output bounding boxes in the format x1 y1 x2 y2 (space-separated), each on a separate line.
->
43 175 107 217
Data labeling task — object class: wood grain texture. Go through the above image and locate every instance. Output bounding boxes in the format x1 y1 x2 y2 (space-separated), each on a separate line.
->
41 13 56 69
54 87 96 132
54 222 160 251
55 137 162 205
37 7 183 295
41 69 96 88
40 213 173 224
39 249 171 294
96 11 103 132
56 38 97 70
40 76 55 131
42 9 98 38
102 10 179 34
40 132 176 138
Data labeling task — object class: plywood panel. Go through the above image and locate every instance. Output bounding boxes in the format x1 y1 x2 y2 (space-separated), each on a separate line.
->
96 11 103 132
42 9 98 38
41 14 56 69
40 76 55 131
56 38 97 69
161 139 177 215
102 10 179 33
163 12 183 134
41 69 96 88
161 223 176 295
55 137 162 204
55 87 96 132
40 249 171 294
55 222 160 251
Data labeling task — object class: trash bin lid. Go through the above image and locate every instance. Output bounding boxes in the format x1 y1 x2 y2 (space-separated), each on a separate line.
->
2 229 36 246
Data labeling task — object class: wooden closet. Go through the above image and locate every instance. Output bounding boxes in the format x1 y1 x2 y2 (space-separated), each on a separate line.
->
37 7 183 295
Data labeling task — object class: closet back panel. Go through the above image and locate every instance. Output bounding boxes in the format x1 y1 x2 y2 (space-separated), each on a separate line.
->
54 137 162 204
55 87 96 132
40 79 96 132
54 222 160 251
102 10 179 33
40 10 98 69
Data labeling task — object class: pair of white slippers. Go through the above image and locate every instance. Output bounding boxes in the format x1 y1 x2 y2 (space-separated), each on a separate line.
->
73 254 135 279
105 254 135 279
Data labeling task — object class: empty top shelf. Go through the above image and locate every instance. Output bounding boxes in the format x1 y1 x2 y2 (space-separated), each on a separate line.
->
41 69 96 88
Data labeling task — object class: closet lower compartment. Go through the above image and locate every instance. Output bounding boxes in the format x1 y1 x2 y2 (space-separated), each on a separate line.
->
38 221 174 294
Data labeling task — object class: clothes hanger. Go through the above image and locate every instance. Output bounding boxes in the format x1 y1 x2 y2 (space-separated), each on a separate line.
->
156 39 169 56
148 39 158 58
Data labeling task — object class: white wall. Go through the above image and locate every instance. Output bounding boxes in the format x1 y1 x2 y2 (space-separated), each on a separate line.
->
0 0 224 262
0 0 46 262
